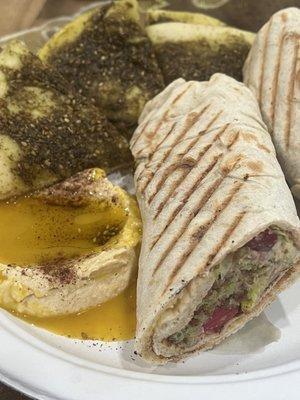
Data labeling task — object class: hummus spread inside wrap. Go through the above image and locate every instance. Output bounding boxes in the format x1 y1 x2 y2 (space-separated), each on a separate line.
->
131 74 300 364
243 8 300 198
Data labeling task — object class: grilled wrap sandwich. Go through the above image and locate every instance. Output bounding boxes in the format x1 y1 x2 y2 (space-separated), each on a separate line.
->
131 74 300 364
243 8 300 199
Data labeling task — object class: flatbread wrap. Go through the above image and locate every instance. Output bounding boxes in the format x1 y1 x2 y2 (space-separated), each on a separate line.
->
243 8 300 198
131 74 300 364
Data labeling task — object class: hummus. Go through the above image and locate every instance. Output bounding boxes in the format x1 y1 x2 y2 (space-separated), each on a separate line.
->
0 168 141 317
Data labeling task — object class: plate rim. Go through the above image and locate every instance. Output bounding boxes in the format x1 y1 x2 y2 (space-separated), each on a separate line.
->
1 309 300 385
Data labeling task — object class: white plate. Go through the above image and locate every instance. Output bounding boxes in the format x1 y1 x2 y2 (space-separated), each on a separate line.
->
0 3 300 399
1 282 300 400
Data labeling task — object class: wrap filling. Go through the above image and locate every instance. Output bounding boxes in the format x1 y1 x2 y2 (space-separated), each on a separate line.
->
168 227 299 347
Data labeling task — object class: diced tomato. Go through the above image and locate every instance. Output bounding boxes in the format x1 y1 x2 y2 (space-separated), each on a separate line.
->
246 229 277 252
203 306 240 333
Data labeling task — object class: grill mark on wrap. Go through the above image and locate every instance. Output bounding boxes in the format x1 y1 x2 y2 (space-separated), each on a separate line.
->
199 210 247 273
149 156 220 251
132 83 192 152
170 82 194 105
140 105 211 196
242 132 272 154
270 30 285 127
284 37 299 149
151 147 215 221
149 126 238 250
150 174 224 277
138 176 152 195
147 109 223 205
131 118 151 149
134 109 170 157
258 19 272 106
281 11 288 22
150 158 241 277
136 120 179 193
152 123 230 221
137 121 177 165
164 209 246 293
227 130 240 149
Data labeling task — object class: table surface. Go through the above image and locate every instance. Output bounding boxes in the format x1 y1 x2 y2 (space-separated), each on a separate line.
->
0 383 32 400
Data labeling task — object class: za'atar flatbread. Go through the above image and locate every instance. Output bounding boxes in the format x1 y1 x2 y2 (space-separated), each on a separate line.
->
131 74 300 364
0 40 131 200
146 22 254 84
